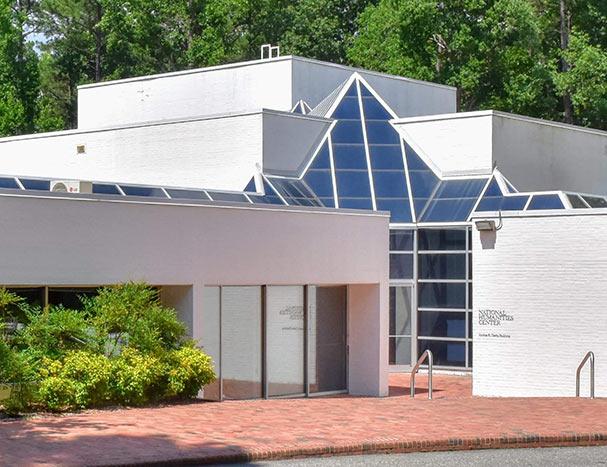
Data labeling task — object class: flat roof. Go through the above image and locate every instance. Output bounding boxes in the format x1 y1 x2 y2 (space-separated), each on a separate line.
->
77 55 457 92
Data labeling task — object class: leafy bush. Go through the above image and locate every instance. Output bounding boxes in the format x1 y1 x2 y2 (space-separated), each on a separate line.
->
0 282 216 414
110 348 165 406
164 344 216 398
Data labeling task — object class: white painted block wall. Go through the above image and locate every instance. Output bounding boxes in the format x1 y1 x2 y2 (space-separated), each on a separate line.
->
472 212 607 397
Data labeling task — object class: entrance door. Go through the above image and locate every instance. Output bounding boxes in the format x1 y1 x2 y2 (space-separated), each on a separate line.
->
389 285 413 370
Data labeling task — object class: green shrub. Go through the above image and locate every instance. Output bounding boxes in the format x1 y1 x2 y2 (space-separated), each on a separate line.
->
60 351 112 407
164 345 216 398
16 305 93 359
110 348 164 406
0 288 24 324
38 376 79 412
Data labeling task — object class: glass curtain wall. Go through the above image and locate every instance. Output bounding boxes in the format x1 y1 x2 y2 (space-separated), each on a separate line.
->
202 285 348 400
417 228 472 368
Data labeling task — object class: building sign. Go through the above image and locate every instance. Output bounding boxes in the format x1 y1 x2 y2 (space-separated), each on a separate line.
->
477 309 514 339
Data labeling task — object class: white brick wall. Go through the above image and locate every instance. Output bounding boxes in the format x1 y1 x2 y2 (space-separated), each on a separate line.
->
472 212 607 397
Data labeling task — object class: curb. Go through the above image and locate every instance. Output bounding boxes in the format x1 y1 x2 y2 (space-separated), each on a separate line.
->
113 433 607 466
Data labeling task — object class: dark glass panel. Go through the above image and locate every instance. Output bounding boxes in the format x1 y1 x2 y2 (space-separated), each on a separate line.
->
418 229 466 251
0 177 19 189
206 191 250 203
419 311 466 338
20 178 50 191
365 121 400 145
309 142 331 170
244 177 256 192
408 171 438 198
318 197 335 207
376 199 412 223
359 82 373 97
335 170 371 198
362 96 393 120
484 178 502 197
567 194 588 208
501 195 529 210
582 196 607 208
527 194 564 210
304 170 334 198
344 81 358 97
419 253 466 280
248 194 285 205
368 145 404 170
332 144 368 169
331 120 364 144
165 188 207 200
421 198 478 222
338 198 373 209
418 282 466 309
93 183 122 195
48 287 98 310
331 96 361 120
372 171 408 198
434 179 487 199
418 339 466 367
120 185 166 197
389 230 414 251
476 196 502 211
389 253 414 279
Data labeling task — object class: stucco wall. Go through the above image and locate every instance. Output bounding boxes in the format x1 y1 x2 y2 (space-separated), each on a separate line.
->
472 212 607 397
0 193 389 396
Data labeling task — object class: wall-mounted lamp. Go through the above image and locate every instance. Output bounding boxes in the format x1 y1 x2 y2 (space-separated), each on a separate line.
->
475 220 497 231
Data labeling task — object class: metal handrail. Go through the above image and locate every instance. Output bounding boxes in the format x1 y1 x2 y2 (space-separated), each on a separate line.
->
410 349 433 400
576 351 595 399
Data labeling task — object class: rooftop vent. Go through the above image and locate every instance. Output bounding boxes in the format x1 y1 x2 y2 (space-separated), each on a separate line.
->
260 44 280 59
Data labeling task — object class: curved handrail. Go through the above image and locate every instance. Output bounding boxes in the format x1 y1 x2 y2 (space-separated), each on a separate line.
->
410 349 433 400
576 351 595 399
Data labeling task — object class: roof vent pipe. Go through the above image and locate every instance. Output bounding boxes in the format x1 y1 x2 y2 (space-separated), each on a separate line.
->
260 44 280 59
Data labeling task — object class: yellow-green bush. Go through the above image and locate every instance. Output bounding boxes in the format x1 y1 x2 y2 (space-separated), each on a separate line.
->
110 348 165 406
165 344 216 398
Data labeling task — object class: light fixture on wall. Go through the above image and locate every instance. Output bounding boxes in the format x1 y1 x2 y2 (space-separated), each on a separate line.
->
475 211 503 232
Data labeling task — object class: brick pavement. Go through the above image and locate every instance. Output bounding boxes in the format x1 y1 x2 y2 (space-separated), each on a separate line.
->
1 374 606 466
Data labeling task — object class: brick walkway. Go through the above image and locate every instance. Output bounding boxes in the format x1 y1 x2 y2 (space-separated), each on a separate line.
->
1 374 607 466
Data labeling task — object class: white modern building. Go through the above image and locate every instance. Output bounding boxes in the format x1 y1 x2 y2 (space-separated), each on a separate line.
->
1 54 606 398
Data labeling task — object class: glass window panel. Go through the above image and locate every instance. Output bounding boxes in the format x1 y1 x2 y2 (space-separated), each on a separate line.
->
376 199 412 222
266 286 305 397
344 81 358 97
365 121 400 145
332 144 368 169
201 287 221 400
527 194 564 210
418 229 466 251
368 145 404 170
331 96 361 120
582 196 607 208
318 197 335 208
20 178 50 191
244 177 256 192
335 170 371 198
418 339 465 367
362 96 393 120
389 253 414 279
93 183 122 195
48 287 97 310
419 311 466 338
389 286 412 335
372 171 408 198
434 179 487 199
221 286 262 400
165 188 207 200
308 286 347 393
501 195 529 210
567 194 588 208
408 171 439 198
310 142 331 170
0 177 19 189
389 230 414 251
389 336 411 365
303 170 334 198
331 120 364 144
338 198 373 209
419 254 466 280
476 196 502 212
484 178 502 197
421 198 477 222
359 83 373 97
248 194 285 205
207 191 250 203
418 282 466 309
120 185 166 197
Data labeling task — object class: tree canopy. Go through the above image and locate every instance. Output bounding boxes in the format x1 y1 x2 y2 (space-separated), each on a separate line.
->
0 0 605 137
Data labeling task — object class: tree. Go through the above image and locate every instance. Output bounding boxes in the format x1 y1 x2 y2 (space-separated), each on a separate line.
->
0 0 39 136
348 0 556 117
